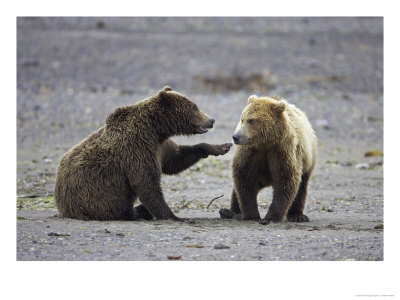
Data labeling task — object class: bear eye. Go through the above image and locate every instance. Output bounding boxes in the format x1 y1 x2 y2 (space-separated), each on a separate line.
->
247 119 255 125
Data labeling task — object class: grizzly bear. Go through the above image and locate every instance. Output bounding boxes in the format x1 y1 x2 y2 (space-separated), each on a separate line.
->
55 87 232 221
219 95 317 224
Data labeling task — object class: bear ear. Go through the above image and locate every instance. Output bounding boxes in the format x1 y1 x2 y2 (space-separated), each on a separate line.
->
157 89 171 106
274 101 286 115
248 95 258 104
162 86 173 92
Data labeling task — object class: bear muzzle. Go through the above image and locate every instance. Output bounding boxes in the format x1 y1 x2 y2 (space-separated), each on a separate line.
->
232 133 249 145
195 118 215 134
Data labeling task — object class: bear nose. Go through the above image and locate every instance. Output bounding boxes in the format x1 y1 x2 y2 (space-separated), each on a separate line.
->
232 134 240 144
210 118 215 125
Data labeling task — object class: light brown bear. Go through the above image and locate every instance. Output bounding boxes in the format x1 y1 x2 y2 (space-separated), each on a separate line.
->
219 95 317 224
55 87 232 222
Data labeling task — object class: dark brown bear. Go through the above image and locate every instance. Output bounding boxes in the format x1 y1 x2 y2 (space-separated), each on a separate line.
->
54 87 232 221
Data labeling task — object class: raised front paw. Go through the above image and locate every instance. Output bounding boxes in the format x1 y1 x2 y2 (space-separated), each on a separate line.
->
207 143 233 156
287 214 310 222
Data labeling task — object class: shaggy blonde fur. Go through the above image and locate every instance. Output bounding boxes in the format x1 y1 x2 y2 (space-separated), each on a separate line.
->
222 95 317 223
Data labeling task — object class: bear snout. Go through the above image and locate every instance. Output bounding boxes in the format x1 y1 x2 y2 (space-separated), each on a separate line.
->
202 117 215 129
232 134 240 144
232 133 246 145
232 133 248 145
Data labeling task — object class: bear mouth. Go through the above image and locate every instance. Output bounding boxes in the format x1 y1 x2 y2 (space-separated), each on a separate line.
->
194 125 209 134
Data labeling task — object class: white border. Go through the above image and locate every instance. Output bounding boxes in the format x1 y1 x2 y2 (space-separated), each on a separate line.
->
3 1 398 299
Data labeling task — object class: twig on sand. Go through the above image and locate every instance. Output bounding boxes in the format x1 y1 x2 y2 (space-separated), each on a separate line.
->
207 194 224 209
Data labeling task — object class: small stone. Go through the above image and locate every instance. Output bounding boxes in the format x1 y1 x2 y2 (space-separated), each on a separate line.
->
48 232 70 237
167 255 182 260
355 163 370 169
214 244 230 249
96 20 105 29
185 244 204 248
21 59 39 67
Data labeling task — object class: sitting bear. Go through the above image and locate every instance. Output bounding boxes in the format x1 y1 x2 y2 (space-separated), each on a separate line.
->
55 87 232 221
219 95 317 224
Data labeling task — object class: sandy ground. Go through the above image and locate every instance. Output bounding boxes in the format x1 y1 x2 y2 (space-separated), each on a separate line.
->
16 17 383 260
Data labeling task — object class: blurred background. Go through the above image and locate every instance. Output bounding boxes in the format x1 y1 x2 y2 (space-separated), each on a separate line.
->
17 17 383 207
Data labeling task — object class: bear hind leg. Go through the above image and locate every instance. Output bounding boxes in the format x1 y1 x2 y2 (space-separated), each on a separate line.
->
287 172 311 222
133 204 154 220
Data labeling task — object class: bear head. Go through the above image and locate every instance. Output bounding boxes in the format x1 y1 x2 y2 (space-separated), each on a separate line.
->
232 95 287 146
157 86 215 136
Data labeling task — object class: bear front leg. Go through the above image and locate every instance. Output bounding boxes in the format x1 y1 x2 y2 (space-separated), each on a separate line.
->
137 186 178 220
219 189 241 219
161 140 232 175
260 164 301 225
230 189 242 214
233 169 261 220
135 170 194 223
134 169 182 221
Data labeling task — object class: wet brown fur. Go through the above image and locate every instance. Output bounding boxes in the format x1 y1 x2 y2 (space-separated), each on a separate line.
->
54 87 232 221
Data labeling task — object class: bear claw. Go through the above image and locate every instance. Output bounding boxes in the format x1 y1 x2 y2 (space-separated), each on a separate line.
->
287 214 310 222
219 208 241 220
219 208 234 219
210 143 233 156
259 219 271 225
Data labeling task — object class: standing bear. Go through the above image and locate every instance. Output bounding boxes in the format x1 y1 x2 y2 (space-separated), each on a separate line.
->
219 95 317 224
55 87 232 221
